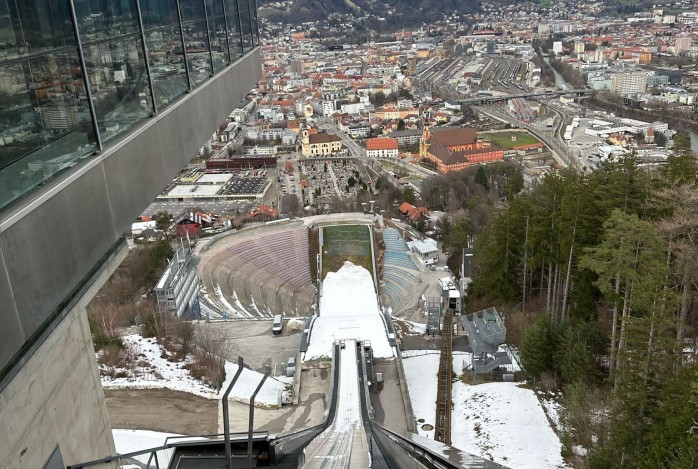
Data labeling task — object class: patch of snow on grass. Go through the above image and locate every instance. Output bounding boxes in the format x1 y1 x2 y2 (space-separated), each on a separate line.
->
540 395 563 433
452 351 473 375
403 352 567 469
100 335 286 406
451 381 568 469
305 262 393 359
100 335 217 398
113 429 181 453
402 320 427 335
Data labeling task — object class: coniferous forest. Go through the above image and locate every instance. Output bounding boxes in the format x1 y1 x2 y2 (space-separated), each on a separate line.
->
464 133 698 467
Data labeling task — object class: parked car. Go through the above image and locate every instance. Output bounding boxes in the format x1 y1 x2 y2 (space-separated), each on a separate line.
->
272 314 284 334
286 356 296 377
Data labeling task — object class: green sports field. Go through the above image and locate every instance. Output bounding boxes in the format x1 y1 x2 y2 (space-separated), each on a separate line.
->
321 224 373 278
481 131 540 150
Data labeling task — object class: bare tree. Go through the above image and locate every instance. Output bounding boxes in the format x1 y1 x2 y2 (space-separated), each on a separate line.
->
189 324 235 390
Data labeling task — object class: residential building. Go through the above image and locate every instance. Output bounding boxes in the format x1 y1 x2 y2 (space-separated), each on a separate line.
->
553 41 563 55
398 202 430 223
647 74 670 88
244 145 278 155
0 2 260 467
343 123 371 139
340 102 365 114
397 98 413 109
611 72 648 95
322 100 335 116
366 137 399 158
588 74 612 90
675 36 693 55
388 129 423 146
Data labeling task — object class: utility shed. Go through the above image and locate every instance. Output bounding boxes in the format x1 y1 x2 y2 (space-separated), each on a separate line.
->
460 307 510 375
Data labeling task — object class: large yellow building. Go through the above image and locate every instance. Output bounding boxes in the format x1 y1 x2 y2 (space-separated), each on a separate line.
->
301 129 343 156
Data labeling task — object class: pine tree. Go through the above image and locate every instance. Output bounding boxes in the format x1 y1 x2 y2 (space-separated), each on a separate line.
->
579 209 669 380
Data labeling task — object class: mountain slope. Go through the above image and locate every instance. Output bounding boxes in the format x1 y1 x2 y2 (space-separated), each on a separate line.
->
260 0 479 29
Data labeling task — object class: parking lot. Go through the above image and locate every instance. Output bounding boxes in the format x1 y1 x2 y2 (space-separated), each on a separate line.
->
195 319 330 435
195 318 303 375
141 199 258 217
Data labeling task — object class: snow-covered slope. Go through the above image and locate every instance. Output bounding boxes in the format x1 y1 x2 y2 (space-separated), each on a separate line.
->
305 262 393 359
403 352 567 469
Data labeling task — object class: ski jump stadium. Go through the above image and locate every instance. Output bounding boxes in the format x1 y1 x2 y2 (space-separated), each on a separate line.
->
72 214 507 469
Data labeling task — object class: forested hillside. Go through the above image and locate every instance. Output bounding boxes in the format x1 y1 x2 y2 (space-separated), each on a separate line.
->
259 0 478 29
467 134 698 467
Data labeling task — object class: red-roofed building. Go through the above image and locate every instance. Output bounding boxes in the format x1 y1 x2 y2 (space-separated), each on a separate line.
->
247 205 280 221
366 137 399 158
399 202 429 223
422 127 505 173
425 144 504 173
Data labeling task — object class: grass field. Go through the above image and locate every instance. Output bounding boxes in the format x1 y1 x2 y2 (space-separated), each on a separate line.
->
321 224 373 278
481 131 540 150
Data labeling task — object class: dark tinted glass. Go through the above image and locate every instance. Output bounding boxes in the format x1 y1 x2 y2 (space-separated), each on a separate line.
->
73 0 140 40
83 37 153 142
224 0 242 60
141 0 189 107
0 0 75 59
206 0 230 72
237 0 252 52
181 1 212 85
0 0 258 211
0 50 96 209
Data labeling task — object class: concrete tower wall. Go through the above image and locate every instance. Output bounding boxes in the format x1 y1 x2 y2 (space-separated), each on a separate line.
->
0 49 261 468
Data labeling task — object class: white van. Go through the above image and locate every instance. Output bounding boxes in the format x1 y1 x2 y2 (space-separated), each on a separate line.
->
272 314 284 334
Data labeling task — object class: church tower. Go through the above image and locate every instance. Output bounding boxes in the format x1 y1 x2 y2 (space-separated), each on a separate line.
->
301 128 310 156
419 125 431 159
